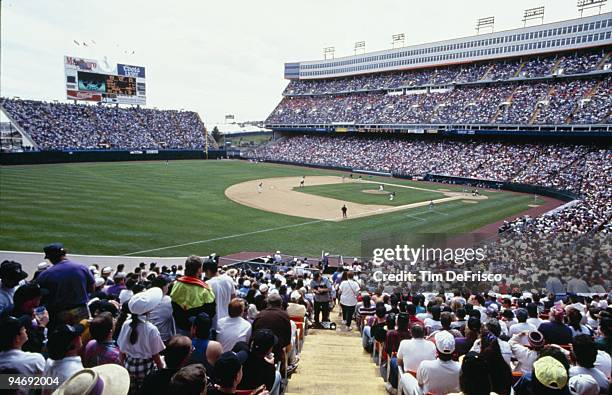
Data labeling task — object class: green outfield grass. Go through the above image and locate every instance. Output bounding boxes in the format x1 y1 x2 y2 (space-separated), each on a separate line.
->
0 160 546 257
296 182 447 206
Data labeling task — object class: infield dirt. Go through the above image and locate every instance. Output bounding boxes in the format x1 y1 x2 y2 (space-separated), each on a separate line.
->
225 176 486 221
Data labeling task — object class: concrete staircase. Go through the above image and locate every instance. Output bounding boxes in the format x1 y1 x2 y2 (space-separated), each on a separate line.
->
285 307 387 395
565 80 602 123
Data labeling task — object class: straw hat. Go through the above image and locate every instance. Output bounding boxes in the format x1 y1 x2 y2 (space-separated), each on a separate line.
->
53 364 129 395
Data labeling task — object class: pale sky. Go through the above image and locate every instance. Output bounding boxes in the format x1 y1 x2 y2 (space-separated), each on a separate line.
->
1 0 609 124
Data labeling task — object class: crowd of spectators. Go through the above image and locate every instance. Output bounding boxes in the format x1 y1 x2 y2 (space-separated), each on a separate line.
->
0 99 209 151
1 238 609 394
268 77 610 126
282 51 608 97
0 246 324 394
344 272 611 395
248 135 611 236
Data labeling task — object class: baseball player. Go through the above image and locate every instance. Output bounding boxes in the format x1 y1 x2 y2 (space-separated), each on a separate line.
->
257 182 263 194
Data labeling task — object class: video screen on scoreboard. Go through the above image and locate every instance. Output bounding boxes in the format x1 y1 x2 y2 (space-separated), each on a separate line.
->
77 71 106 93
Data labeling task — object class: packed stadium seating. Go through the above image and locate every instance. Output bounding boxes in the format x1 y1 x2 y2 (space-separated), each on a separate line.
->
268 77 610 126
0 99 213 151
269 50 611 127
282 51 608 96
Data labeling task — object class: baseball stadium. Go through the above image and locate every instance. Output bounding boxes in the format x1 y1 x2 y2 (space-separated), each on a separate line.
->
0 1 611 395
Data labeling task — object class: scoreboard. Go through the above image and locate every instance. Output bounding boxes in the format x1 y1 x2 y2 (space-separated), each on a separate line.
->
106 75 136 96
65 56 146 105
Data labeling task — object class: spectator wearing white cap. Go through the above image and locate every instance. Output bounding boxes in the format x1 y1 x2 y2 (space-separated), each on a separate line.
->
400 331 460 395
106 272 127 300
568 374 600 395
287 291 307 319
237 279 251 298
117 287 166 394
570 335 609 394
33 261 50 281
100 267 114 286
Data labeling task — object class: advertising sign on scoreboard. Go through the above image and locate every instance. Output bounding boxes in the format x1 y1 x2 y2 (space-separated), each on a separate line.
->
64 56 146 105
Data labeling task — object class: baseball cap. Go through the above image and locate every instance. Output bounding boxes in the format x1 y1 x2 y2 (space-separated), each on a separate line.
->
13 282 48 301
215 351 248 387
189 312 212 330
48 324 84 358
434 331 455 354
259 284 269 293
151 275 171 288
568 374 598 395
243 280 251 287
94 277 106 288
43 243 66 259
94 300 119 317
252 329 278 354
202 258 218 272
101 266 112 275
533 356 568 390
37 261 50 270
0 315 31 348
113 271 127 280
0 260 28 282
528 330 545 348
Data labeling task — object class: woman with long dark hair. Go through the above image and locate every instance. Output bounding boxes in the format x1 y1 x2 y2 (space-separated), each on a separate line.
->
448 351 493 395
480 332 512 395
117 287 165 394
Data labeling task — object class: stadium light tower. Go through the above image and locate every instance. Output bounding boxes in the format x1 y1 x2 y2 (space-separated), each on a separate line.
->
475 16 495 34
391 33 405 49
323 46 335 60
577 0 607 16
354 41 366 55
523 6 545 27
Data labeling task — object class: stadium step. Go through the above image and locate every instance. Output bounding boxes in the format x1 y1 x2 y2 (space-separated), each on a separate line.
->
514 60 526 78
285 309 387 395
565 80 602 123
596 51 611 70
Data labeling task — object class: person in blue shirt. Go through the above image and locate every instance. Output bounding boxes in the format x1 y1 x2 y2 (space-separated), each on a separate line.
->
36 243 94 329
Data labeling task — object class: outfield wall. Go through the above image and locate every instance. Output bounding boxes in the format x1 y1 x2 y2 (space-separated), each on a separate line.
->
0 149 227 165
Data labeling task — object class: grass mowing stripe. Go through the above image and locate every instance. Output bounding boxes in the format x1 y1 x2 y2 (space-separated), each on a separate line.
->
1 161 550 256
